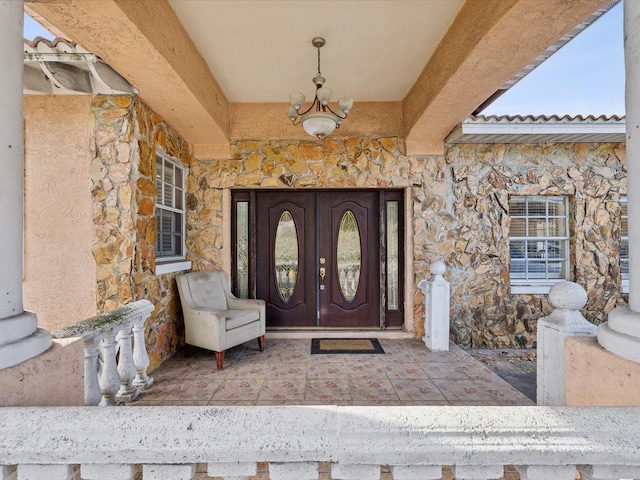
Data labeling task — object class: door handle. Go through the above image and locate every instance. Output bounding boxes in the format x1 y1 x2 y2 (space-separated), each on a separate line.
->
319 267 326 282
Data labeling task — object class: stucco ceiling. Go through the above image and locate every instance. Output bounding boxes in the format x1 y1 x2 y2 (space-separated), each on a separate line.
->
166 0 465 103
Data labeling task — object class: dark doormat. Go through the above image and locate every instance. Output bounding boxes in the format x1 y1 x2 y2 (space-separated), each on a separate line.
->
311 338 385 354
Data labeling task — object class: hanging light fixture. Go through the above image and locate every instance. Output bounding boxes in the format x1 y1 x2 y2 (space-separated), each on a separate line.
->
286 37 353 139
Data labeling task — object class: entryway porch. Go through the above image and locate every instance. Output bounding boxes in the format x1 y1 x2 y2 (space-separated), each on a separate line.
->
134 336 533 407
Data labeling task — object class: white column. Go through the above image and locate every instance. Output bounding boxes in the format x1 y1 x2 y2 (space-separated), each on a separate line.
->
0 0 51 369
597 0 640 363
626 0 640 312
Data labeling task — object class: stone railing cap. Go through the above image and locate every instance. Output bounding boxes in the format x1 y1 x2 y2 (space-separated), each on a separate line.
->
52 299 154 340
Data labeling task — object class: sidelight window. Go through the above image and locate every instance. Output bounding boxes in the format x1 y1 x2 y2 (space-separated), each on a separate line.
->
387 200 400 310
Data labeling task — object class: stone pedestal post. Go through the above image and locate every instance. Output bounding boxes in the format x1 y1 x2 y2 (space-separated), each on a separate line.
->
537 281 596 406
0 0 51 369
418 261 450 352
597 0 640 363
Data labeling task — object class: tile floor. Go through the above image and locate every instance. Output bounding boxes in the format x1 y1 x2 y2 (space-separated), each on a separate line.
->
134 337 534 406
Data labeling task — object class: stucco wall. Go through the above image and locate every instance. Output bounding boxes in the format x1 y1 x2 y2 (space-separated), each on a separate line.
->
23 95 96 330
0 338 84 406
566 336 640 406
188 139 627 349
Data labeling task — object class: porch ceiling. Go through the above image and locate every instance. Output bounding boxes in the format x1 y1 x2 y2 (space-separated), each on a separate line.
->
26 0 614 157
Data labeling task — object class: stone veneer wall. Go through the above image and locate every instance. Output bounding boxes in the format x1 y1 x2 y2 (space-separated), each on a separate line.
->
441 142 626 348
90 95 192 369
188 138 627 349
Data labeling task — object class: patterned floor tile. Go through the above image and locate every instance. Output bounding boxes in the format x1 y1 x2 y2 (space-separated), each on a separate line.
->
307 362 347 378
164 377 223 401
158 399 208 406
207 400 255 406
267 363 307 377
306 378 352 402
142 338 534 407
349 377 399 401
422 362 472 379
344 363 387 379
429 378 495 402
225 362 271 379
210 378 263 401
391 378 448 402
382 362 429 379
258 377 306 401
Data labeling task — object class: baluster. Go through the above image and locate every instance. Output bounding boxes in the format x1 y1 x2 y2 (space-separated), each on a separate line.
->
81 463 135 480
207 462 257 480
83 336 102 406
142 464 195 480
331 464 379 480
98 329 122 406
390 465 442 479
116 323 139 403
579 464 640 480
17 464 74 480
132 316 153 390
516 465 577 480
269 462 318 480
452 464 504 480
1 465 15 480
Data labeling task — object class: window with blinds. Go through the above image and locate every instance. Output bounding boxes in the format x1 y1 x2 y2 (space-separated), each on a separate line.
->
509 196 569 288
155 151 186 260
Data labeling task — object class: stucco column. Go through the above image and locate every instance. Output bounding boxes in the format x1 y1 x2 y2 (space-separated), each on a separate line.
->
626 0 640 312
597 0 640 363
0 0 51 369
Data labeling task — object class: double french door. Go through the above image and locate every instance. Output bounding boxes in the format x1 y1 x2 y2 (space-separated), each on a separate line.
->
232 190 403 329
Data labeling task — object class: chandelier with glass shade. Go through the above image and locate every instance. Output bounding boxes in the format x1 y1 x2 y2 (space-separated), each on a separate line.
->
286 37 353 139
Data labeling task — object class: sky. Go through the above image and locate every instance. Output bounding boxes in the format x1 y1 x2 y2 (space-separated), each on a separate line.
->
482 1 624 116
23 3 625 117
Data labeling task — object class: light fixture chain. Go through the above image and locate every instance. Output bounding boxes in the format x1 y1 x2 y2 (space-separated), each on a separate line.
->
317 44 322 76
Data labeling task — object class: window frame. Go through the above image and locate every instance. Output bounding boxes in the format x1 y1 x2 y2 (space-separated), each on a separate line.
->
154 149 191 275
509 195 570 294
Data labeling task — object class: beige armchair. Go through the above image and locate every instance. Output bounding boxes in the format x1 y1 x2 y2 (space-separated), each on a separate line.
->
176 270 266 369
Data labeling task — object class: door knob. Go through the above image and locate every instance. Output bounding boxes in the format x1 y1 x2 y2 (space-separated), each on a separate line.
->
319 267 326 281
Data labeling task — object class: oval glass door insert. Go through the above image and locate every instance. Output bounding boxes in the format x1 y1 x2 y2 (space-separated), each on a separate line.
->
274 211 298 303
337 210 361 302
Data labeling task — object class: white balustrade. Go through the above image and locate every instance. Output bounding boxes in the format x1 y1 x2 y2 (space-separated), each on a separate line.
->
418 261 451 351
0 406 639 480
52 300 155 406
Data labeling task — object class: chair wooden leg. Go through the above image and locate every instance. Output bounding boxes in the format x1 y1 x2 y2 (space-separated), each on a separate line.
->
215 351 225 370
258 335 265 351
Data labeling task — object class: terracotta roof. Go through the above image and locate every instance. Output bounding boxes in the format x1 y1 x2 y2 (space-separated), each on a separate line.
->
447 114 625 144
23 37 136 95
469 114 625 123
24 37 78 49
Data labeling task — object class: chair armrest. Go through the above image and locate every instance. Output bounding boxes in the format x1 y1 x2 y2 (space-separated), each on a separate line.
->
227 297 265 310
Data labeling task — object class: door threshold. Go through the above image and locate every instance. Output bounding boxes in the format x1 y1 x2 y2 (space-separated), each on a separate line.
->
266 329 413 340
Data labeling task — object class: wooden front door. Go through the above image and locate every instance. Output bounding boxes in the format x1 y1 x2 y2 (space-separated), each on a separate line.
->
241 189 402 329
317 191 379 327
